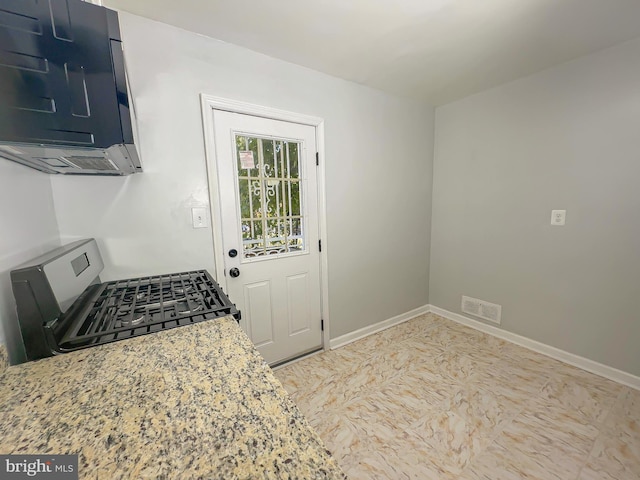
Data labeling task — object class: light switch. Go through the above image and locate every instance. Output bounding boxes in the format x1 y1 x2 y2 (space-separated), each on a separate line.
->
551 210 566 226
192 207 208 229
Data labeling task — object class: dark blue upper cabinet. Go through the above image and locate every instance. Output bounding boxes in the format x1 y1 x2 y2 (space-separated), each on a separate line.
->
0 0 140 175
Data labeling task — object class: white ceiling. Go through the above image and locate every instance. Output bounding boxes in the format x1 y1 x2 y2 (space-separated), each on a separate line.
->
105 0 640 105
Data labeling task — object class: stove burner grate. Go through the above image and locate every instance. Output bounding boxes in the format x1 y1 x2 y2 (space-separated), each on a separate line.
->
59 270 239 350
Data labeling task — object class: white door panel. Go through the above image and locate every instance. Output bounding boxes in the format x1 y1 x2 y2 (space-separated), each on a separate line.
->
287 273 310 335
243 281 274 347
212 110 322 364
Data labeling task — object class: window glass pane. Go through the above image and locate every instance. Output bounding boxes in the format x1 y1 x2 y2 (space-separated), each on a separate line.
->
288 237 303 252
290 218 303 239
279 178 288 218
275 141 285 178
287 142 299 179
263 179 279 217
235 134 306 259
239 179 250 219
248 179 262 219
266 218 283 240
262 139 277 178
289 181 301 216
235 135 246 171
236 135 259 178
243 220 264 258
241 220 252 240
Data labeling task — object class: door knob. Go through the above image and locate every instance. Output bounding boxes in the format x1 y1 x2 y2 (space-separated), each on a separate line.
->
228 249 238 258
229 267 240 278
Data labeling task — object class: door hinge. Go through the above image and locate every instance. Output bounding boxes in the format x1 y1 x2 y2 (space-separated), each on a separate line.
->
316 152 319 166
321 319 324 331
318 239 322 252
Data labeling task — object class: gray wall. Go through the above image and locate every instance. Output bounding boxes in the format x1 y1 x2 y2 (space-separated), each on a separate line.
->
0 161 61 363
52 12 435 339
430 38 640 376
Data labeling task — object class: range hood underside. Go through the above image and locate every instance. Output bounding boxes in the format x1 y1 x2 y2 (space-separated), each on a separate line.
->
0 143 141 176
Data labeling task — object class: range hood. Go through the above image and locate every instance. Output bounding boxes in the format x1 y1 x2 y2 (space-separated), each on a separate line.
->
0 0 141 175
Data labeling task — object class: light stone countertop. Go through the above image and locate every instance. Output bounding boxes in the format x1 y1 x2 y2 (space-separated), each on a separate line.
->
0 317 346 479
0 345 7 375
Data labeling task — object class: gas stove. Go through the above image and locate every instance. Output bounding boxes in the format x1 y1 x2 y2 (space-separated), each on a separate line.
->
11 239 240 362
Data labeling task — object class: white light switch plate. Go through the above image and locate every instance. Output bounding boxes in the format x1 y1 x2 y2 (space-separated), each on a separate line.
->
192 207 208 228
551 209 566 226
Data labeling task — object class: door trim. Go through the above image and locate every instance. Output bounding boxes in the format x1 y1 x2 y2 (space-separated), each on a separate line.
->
200 94 331 351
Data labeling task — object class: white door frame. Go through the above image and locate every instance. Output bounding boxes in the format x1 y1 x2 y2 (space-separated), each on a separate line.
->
200 94 331 352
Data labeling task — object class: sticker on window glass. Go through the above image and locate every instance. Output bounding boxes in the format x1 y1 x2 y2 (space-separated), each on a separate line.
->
239 150 255 169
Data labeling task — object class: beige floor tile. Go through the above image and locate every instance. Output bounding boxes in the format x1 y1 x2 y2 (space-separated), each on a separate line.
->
364 344 430 381
471 358 549 403
502 406 600 457
622 387 640 416
374 373 452 420
309 409 373 464
400 337 447 356
469 408 597 478
340 331 395 357
335 452 367 480
552 364 625 402
273 350 343 393
441 382 523 439
407 409 484 475
328 344 375 367
609 387 640 422
309 390 412 447
603 389 640 442
378 314 441 344
271 314 637 480
580 430 640 480
442 350 497 380
578 464 640 480
340 388 428 432
416 322 482 349
426 324 508 362
355 430 458 480
289 374 362 418
459 438 583 480
534 373 619 424
602 413 640 444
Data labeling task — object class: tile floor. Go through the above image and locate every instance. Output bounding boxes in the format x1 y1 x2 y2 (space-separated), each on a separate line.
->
273 313 640 479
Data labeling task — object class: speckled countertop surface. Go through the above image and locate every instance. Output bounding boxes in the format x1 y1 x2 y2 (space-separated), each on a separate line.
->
0 317 346 479
0 345 8 375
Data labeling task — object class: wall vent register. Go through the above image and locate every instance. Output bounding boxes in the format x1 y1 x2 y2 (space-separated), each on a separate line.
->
461 295 502 325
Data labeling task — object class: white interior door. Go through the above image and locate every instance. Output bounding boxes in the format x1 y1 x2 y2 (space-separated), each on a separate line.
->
212 110 323 365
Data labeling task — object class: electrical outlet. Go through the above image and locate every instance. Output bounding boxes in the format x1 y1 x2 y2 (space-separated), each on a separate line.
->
551 210 566 226
192 207 208 229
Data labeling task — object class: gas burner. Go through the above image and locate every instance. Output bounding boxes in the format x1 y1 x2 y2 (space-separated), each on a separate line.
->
177 303 204 315
172 284 194 295
120 311 146 326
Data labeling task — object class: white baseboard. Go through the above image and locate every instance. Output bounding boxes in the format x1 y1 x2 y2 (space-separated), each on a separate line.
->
329 304 431 350
429 305 640 391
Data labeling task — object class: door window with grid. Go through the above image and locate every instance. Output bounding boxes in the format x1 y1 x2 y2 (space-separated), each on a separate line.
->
235 134 305 259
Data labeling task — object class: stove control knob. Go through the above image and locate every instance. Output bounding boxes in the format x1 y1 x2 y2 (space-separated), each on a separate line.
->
228 249 238 258
229 268 240 278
